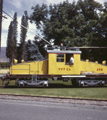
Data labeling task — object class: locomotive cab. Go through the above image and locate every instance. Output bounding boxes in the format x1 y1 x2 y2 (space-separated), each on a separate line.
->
46 46 82 75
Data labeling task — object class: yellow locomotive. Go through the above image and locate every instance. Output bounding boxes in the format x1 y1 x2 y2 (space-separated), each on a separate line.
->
7 46 107 87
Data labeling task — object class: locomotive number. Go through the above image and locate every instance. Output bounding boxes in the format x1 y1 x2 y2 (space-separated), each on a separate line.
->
58 68 71 71
97 68 103 71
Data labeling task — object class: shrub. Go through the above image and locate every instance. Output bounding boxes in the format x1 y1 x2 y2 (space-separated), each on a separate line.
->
0 62 10 68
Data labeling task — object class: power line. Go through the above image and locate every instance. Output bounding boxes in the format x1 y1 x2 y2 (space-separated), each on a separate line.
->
0 0 3 52
73 47 107 49
3 10 51 45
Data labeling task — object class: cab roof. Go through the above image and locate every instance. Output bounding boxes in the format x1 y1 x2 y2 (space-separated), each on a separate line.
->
46 46 82 54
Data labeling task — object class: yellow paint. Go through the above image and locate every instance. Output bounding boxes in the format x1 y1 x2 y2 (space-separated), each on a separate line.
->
80 60 107 74
21 60 24 63
10 52 107 76
48 53 80 75
10 60 48 75
14 59 18 64
102 61 106 65
48 52 107 75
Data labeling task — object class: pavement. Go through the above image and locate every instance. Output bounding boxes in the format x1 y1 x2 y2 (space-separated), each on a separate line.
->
0 98 107 120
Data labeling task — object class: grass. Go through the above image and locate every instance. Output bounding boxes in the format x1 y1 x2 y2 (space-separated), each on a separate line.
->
0 79 107 100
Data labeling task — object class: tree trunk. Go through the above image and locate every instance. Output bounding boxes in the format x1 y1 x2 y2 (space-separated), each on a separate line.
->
10 53 14 66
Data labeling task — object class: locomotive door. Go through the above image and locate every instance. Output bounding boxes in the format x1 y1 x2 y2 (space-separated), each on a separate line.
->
65 53 80 75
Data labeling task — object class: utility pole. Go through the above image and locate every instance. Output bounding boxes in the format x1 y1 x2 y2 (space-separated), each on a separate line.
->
0 0 3 52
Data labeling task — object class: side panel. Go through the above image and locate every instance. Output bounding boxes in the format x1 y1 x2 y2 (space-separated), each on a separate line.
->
38 60 48 74
10 60 48 75
74 54 80 74
48 54 56 75
10 64 30 75
48 53 80 75
80 60 107 74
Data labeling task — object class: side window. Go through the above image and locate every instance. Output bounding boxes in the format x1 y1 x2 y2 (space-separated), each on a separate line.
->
66 54 74 65
57 54 64 62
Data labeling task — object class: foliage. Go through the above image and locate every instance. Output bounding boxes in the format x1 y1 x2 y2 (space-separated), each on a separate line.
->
25 39 44 61
6 12 17 66
20 11 28 60
6 21 13 59
29 0 102 46
6 0 107 63
29 0 107 62
0 62 9 68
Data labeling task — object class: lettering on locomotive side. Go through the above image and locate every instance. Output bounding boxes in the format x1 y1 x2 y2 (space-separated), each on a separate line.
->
58 68 71 71
97 68 103 71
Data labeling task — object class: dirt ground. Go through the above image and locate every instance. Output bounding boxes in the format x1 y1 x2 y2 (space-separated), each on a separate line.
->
0 94 107 106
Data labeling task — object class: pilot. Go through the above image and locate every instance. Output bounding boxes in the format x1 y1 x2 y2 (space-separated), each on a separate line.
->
69 55 74 65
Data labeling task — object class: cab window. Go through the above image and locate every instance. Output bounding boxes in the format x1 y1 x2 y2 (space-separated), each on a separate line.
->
57 54 64 62
66 54 74 65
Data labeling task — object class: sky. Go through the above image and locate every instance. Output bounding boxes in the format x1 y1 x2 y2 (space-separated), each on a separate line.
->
1 0 107 47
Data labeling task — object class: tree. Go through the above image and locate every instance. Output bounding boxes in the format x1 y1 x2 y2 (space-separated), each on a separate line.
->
29 1 79 46
29 0 107 62
6 12 17 66
25 39 44 61
29 0 103 47
20 11 28 60
77 0 102 46
99 2 107 46
76 0 103 62
94 2 107 62
6 21 13 61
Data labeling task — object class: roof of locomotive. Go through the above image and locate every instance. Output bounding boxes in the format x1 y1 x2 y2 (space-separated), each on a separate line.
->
46 45 82 54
